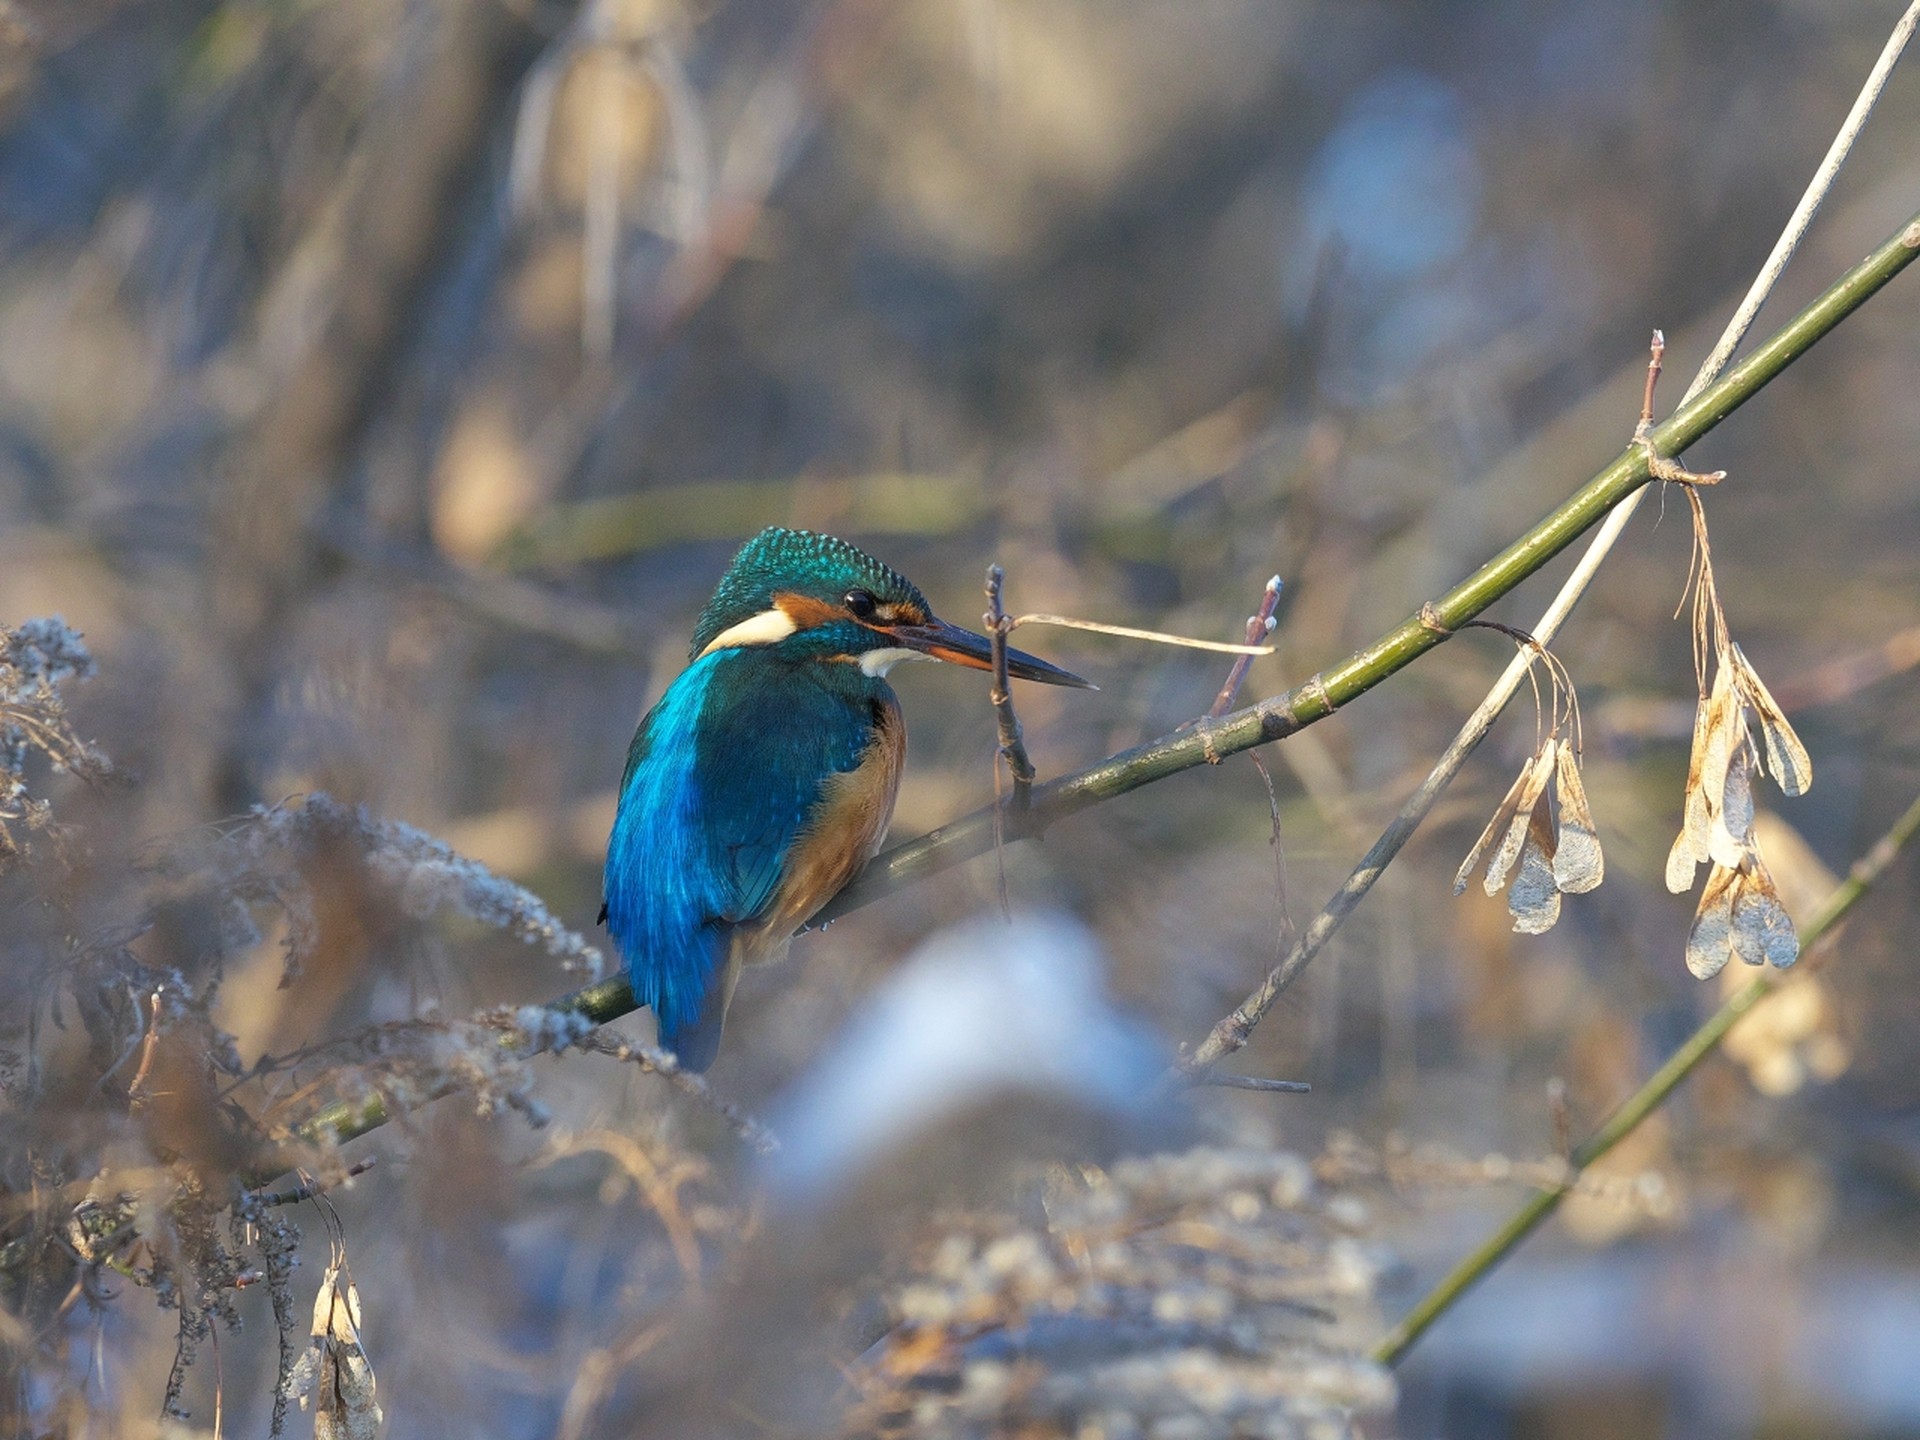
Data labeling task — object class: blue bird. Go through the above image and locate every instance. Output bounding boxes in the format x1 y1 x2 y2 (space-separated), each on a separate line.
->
602 528 1092 1071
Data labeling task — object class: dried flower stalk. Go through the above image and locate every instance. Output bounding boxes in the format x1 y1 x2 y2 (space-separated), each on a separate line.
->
1454 635 1603 933
1664 478 1814 977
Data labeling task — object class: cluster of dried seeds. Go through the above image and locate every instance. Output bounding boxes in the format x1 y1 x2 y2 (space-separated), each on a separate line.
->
1454 415 1819 985
1665 484 1813 979
1455 643 1602 934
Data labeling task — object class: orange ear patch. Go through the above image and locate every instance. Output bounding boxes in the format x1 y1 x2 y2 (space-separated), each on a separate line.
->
774 592 848 630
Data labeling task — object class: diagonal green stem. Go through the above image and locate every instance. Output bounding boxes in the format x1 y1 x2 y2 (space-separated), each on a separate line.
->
1373 787 1920 1368
289 209 1920 1163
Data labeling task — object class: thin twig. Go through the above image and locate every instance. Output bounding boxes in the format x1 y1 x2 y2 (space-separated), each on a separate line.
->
251 1159 378 1210
1203 576 1297 951
1012 613 1273 656
1634 329 1665 438
126 989 163 1112
1181 9 1920 1071
1210 576 1285 719
986 564 1029 918
1374 786 1920 1366
1196 1073 1311 1095
986 565 1035 806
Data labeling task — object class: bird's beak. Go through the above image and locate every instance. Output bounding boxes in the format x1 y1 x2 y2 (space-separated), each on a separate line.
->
885 616 1097 689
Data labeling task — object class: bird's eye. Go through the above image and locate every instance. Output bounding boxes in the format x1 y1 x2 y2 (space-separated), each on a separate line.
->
844 589 878 619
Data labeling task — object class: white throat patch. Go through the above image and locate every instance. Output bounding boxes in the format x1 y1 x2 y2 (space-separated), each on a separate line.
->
859 647 930 677
697 605 798 658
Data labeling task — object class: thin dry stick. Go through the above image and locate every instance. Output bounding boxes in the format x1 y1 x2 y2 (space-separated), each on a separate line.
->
985 564 1030 917
1189 579 1303 1098
1184 6 1920 1071
985 565 1035 805
126 988 163 1111
251 1159 378 1210
1206 575 1297 962
1374 786 1920 1366
1211 576 1285 719
1012 614 1272 656
1198 1073 1311 1095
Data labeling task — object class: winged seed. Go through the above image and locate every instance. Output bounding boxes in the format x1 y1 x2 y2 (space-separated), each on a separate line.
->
1485 743 1556 897
1708 741 1756 869
1510 806 1563 934
1551 742 1604 894
1455 756 1535 896
1732 867 1801 969
1731 644 1813 797
1685 864 1740 979
1669 688 1717 893
1666 826 1702 895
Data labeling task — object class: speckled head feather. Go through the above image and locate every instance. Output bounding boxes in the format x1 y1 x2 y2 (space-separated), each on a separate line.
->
688 528 931 658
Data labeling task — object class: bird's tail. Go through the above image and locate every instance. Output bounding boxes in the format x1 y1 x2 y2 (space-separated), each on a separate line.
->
656 946 742 1073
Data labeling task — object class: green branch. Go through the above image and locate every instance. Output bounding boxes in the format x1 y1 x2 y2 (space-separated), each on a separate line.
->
1372 787 1920 1368
290 208 1920 1163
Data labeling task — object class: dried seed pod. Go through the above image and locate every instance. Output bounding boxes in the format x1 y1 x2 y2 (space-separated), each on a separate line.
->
1730 642 1813 796
292 1262 383 1440
1666 825 1702 896
1708 741 1756 869
1485 742 1557 897
1510 804 1563 935
1685 864 1741 979
1697 663 1739 823
1455 753 1536 897
1668 684 1719 893
1730 859 1800 969
1551 742 1604 894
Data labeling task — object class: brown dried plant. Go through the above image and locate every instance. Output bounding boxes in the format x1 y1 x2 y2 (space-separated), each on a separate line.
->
1454 631 1603 934
1663 483 1812 978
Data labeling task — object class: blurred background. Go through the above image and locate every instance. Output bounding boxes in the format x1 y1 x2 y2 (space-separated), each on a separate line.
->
2 0 1919 1435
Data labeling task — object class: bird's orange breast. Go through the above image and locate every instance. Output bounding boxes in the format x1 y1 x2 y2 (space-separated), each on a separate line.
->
738 691 905 965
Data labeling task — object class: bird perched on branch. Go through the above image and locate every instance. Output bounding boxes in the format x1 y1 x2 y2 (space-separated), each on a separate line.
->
602 527 1092 1070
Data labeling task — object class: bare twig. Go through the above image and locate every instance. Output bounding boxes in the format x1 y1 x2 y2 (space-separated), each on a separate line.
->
1635 329 1665 439
1196 1073 1311 1095
1012 613 1273 656
985 565 1035 807
1639 332 1727 486
985 564 1027 918
252 1159 378 1210
126 988 163 1111
1210 576 1285 719
1198 575 1296 952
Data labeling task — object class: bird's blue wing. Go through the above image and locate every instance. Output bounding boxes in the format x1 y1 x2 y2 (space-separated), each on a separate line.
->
694 662 875 922
603 654 873 1055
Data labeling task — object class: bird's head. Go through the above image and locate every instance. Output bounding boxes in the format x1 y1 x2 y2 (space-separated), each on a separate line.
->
689 528 1093 687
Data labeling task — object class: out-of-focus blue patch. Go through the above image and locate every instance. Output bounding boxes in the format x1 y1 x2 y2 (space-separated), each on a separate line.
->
762 911 1171 1207
1297 70 1482 283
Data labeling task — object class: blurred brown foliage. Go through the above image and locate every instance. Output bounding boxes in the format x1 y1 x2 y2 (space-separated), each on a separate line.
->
1 0 1919 1435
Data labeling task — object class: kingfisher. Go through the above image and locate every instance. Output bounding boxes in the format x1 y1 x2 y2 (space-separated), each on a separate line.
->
602 527 1092 1071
